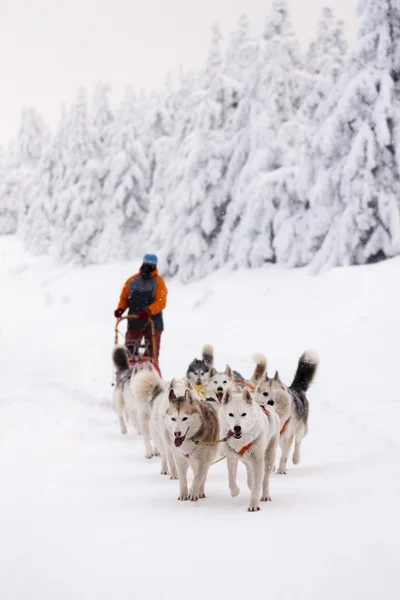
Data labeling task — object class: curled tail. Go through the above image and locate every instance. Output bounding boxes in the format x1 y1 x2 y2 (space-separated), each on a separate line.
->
131 369 165 406
202 344 214 368
113 346 130 373
250 353 267 384
290 350 319 393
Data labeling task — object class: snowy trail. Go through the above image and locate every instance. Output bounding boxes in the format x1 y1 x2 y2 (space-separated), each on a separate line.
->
0 238 399 599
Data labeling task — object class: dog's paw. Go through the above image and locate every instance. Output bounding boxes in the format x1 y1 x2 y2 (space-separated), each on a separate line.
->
160 469 168 475
276 469 287 475
120 426 128 435
170 474 179 480
199 492 206 499
153 450 161 457
145 453 153 459
188 491 199 502
261 494 271 502
230 485 240 498
292 452 300 465
248 504 261 512
178 494 189 501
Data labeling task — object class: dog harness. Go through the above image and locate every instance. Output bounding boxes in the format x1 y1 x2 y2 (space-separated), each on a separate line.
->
116 369 131 385
280 418 291 436
262 405 290 435
239 441 254 455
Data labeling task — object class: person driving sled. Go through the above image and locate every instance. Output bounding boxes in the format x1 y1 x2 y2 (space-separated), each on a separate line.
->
114 254 167 367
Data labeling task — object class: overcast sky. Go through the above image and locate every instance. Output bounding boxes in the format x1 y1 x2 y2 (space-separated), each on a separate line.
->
0 0 358 145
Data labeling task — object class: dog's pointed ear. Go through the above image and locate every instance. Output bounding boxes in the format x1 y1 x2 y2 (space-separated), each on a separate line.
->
243 387 253 404
184 389 196 404
168 387 178 403
274 371 280 381
209 367 217 378
222 389 232 404
186 378 196 392
265 369 269 381
225 364 233 379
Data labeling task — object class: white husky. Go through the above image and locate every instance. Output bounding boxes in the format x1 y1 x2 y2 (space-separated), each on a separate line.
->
219 387 280 512
205 354 267 405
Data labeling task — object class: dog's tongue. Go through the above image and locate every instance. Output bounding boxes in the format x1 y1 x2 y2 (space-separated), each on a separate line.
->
216 392 224 403
174 437 184 448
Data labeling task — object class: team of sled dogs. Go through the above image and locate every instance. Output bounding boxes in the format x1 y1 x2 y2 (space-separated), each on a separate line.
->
112 344 319 512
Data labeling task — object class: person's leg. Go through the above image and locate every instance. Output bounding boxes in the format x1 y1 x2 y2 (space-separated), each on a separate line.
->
143 328 161 365
125 329 143 360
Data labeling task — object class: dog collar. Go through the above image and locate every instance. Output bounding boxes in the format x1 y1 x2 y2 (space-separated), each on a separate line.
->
261 406 271 415
280 418 291 436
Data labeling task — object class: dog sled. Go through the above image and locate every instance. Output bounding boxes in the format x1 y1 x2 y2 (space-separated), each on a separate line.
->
114 315 162 378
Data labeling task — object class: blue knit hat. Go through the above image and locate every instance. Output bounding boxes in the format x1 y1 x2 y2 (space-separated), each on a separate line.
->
143 253 158 265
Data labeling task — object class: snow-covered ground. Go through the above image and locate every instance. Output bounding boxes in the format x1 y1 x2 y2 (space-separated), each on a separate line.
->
0 236 399 600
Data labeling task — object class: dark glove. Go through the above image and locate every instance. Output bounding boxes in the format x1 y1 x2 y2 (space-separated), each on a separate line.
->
114 308 124 318
137 309 150 320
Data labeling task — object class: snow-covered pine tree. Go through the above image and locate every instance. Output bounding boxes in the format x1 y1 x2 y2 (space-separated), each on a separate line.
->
53 88 104 264
91 83 113 156
144 69 199 271
140 79 177 249
0 141 20 235
14 108 50 243
294 8 348 265
148 23 241 282
215 0 306 270
99 88 150 263
308 0 400 271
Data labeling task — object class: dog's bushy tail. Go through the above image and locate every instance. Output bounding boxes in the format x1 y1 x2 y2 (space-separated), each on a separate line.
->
290 350 319 392
131 369 165 406
112 345 130 373
202 344 214 368
250 353 267 384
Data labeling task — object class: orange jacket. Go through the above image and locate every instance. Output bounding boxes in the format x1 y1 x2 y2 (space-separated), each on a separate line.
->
118 269 168 316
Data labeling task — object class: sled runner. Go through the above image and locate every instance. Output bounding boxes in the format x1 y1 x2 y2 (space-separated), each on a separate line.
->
114 315 162 377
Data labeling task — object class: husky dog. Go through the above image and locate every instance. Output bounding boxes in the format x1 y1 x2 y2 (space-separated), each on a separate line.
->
186 344 214 386
206 354 267 405
112 346 154 435
132 370 207 478
254 350 319 474
166 385 220 501
219 387 280 512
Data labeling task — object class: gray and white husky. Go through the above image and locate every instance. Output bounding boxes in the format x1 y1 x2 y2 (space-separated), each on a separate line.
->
186 344 214 386
112 346 153 436
130 369 195 477
253 350 319 474
166 385 220 502
219 387 280 512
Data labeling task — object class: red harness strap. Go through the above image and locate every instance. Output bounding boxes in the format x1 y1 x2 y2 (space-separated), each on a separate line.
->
238 380 255 392
239 441 254 456
261 406 271 415
280 418 291 436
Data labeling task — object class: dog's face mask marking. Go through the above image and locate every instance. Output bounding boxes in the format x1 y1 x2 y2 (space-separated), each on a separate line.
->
187 359 210 386
166 388 201 447
219 388 255 440
255 372 291 420
207 365 234 403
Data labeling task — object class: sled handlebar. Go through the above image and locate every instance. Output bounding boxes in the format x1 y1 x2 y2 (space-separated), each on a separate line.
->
114 315 155 346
